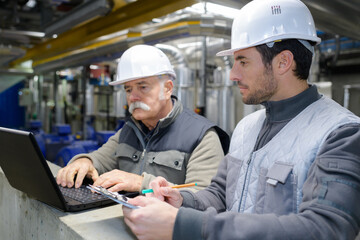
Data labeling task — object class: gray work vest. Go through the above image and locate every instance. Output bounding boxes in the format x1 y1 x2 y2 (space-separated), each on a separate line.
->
115 107 229 185
226 96 360 214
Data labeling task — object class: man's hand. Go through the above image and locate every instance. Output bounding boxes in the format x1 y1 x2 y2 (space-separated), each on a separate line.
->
56 158 99 188
123 196 178 240
148 176 183 208
93 169 143 192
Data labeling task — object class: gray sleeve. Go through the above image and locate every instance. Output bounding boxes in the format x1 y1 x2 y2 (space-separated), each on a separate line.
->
180 152 228 211
174 124 360 240
68 129 121 174
183 128 224 190
141 128 224 191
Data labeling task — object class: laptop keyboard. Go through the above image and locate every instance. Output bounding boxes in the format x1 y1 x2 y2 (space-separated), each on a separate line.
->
60 185 108 203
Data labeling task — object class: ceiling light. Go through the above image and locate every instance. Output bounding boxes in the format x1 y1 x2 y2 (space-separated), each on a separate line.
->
187 2 239 18
177 41 202 49
25 0 37 8
0 29 44 38
152 18 162 23
90 65 100 70
96 30 128 42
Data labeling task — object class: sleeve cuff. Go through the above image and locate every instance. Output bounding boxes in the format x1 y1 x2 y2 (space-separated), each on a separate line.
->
141 172 156 192
180 190 197 208
173 207 204 240
68 154 91 165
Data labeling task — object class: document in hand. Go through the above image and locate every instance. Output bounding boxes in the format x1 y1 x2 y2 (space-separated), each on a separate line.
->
87 185 139 209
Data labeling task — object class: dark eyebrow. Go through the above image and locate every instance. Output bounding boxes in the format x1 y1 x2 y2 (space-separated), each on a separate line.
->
136 81 148 85
235 55 247 61
124 81 149 89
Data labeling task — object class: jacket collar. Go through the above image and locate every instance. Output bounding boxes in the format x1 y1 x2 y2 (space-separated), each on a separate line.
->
261 84 322 123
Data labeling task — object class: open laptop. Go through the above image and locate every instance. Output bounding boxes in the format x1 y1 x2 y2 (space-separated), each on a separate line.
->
0 127 137 212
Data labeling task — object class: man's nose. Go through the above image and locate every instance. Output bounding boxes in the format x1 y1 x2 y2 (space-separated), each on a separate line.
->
230 64 241 82
128 88 141 102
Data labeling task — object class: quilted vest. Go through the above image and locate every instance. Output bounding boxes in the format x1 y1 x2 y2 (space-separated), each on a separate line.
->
116 107 229 185
227 96 360 214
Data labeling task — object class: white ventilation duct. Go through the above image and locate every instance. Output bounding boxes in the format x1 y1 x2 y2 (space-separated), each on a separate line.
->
0 45 26 67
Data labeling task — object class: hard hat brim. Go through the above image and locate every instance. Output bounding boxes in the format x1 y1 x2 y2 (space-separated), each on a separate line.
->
110 71 176 86
216 35 321 57
109 75 152 86
216 48 236 57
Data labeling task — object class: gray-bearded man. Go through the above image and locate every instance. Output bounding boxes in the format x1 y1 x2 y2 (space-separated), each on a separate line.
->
56 44 230 194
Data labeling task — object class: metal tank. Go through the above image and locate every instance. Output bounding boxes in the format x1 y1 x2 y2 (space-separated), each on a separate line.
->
156 44 196 111
112 85 128 118
173 67 195 110
206 59 237 135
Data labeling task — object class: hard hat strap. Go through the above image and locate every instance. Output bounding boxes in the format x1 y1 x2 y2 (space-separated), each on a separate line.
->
266 39 314 55
298 40 314 54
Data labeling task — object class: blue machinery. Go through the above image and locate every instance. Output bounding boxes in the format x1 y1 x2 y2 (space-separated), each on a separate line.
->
28 120 120 167
54 130 115 166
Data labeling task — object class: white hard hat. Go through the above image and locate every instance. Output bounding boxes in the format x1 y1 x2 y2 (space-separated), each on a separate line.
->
217 0 321 56
110 44 176 85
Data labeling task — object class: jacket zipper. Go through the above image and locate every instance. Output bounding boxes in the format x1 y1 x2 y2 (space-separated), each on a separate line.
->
127 121 148 175
138 127 159 175
239 115 268 211
238 107 270 211
238 152 254 212
139 148 147 174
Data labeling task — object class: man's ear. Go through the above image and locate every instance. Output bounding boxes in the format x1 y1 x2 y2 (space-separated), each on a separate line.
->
275 50 294 75
164 79 173 99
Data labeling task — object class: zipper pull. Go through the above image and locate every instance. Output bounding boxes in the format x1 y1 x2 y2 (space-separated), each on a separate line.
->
140 149 146 159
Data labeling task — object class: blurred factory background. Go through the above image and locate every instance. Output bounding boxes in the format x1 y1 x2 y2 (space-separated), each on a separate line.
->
0 0 359 166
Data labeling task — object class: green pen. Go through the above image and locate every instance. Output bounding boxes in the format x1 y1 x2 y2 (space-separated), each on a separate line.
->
142 183 197 194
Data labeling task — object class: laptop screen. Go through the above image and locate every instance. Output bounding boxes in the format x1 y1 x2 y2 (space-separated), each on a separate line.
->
0 127 66 210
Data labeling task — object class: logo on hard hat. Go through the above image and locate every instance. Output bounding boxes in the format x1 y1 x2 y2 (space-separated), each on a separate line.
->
271 5 281 15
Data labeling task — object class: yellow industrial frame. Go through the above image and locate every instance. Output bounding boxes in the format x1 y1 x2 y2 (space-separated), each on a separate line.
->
11 0 197 67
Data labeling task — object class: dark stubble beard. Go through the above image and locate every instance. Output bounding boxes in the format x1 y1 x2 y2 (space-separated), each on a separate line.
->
242 67 277 105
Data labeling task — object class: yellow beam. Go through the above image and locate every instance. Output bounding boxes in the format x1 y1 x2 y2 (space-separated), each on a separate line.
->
32 32 141 67
111 0 129 11
11 0 197 67
32 21 201 67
